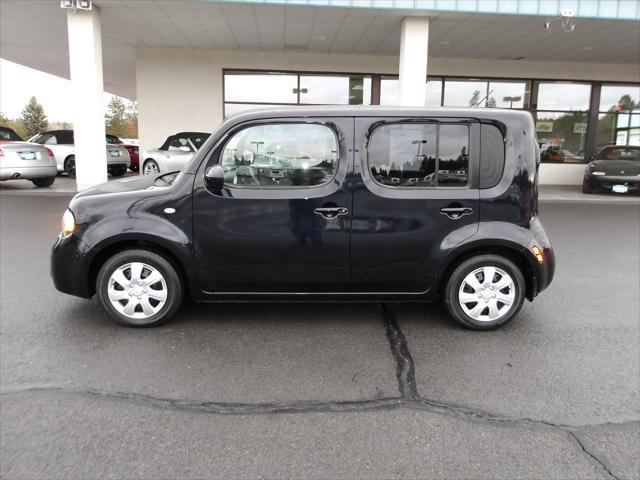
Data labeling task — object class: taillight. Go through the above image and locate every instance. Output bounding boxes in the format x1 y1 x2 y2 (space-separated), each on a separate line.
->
45 147 54 158
0 148 4 157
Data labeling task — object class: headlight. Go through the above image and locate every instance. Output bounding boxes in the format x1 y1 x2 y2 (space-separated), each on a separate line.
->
592 171 606 176
61 209 76 236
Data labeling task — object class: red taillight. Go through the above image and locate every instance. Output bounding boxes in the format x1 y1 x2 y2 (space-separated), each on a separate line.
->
45 147 54 157
0 148 4 157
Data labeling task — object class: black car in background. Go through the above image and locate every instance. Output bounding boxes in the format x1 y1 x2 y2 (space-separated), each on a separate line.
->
51 107 554 331
583 145 640 194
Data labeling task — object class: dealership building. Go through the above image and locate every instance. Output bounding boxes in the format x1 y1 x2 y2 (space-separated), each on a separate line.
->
1 0 639 190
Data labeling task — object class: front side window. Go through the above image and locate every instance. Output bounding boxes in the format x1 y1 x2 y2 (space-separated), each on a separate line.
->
368 122 469 188
220 123 338 188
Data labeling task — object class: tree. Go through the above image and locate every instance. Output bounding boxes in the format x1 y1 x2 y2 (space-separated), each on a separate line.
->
0 111 9 125
468 90 482 107
105 96 128 137
486 96 497 108
20 97 48 137
105 97 138 138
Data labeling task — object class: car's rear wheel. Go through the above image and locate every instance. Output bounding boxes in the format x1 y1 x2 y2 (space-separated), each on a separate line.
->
64 155 76 178
96 249 183 327
582 181 593 194
109 165 127 177
31 176 55 188
443 254 525 330
129 165 139 173
143 159 160 175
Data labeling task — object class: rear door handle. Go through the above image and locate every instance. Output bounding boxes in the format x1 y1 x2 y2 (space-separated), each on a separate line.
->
440 207 473 219
314 207 349 219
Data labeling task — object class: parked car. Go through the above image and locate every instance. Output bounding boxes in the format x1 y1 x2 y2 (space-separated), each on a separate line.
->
582 145 640 194
29 130 130 178
141 132 209 175
0 126 57 187
106 134 139 172
51 107 554 330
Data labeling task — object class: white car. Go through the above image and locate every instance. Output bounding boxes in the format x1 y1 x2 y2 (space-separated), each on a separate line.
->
0 126 57 187
141 131 209 175
29 130 130 178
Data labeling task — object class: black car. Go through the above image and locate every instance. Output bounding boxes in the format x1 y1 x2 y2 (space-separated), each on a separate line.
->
582 145 640 194
51 107 555 330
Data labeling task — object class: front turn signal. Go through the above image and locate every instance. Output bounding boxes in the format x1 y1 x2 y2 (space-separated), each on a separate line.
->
531 245 544 264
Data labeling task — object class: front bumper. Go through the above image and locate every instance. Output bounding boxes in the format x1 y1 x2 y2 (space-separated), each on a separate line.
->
0 165 57 180
51 233 93 298
585 175 640 191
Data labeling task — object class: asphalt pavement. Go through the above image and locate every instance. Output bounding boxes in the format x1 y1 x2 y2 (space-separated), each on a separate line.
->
0 190 638 479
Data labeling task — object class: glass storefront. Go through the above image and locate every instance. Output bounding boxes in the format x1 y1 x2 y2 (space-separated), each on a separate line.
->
224 70 639 163
596 85 640 153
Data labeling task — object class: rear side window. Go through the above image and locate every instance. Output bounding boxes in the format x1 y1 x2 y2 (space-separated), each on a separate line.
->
220 123 338 188
480 124 505 189
368 122 469 187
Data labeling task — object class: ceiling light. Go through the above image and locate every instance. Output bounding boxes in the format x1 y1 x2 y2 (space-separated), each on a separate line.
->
440 40 450 45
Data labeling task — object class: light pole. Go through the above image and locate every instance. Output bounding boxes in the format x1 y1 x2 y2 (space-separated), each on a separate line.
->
412 139 427 159
251 141 264 154
503 95 522 109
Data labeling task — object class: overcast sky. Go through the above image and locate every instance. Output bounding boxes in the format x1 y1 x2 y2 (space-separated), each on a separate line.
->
0 59 125 122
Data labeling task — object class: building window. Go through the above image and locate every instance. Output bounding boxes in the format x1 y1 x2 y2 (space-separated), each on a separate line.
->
380 77 442 106
220 123 338 188
444 79 529 108
224 70 372 117
368 122 469 188
596 85 640 150
534 82 591 163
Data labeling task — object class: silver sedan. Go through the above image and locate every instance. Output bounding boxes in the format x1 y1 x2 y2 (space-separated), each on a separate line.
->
141 132 209 175
0 126 57 187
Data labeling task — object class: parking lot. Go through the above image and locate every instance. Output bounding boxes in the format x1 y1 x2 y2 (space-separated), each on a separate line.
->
1 188 638 479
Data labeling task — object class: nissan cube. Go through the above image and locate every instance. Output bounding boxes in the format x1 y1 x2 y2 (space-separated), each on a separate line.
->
51 107 555 330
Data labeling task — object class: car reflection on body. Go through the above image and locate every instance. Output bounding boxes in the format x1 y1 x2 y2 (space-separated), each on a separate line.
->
583 145 640 194
0 125 58 187
141 132 209 175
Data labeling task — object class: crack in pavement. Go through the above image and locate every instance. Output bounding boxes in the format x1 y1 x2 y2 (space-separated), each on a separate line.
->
1 303 634 479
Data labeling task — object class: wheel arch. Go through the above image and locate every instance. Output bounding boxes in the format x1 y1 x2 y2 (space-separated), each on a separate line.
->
437 243 537 301
87 239 190 298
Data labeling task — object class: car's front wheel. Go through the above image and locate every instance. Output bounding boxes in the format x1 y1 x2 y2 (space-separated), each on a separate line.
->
96 249 183 327
443 254 525 330
31 176 55 188
582 181 594 194
143 159 160 175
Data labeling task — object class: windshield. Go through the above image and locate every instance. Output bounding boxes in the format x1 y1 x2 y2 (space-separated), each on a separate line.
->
0 127 23 141
596 146 640 161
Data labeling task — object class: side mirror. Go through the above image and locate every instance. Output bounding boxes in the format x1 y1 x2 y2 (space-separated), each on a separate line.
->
205 165 225 190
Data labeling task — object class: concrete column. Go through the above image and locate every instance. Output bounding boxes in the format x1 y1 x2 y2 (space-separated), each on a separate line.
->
398 17 430 107
67 7 107 190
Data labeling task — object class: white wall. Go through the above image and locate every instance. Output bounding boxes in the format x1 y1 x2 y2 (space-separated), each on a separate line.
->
135 47 639 184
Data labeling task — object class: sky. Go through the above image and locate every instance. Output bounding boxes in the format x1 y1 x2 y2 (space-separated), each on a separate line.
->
0 59 125 122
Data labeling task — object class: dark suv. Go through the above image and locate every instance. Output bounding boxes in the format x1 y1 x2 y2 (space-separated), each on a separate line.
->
51 107 554 330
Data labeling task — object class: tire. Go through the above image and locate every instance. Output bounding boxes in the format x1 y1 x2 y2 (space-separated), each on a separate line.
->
109 165 127 177
96 249 183 327
129 165 139 173
443 254 526 331
64 155 76 178
32 176 55 188
143 159 160 175
582 182 593 194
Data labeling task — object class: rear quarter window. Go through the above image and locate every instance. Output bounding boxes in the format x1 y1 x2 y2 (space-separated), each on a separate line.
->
480 124 505 189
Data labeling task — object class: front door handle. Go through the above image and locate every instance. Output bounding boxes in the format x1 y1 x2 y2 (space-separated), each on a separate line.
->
440 206 473 219
314 206 349 219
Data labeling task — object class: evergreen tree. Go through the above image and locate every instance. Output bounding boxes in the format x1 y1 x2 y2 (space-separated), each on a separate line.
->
105 96 128 137
20 97 48 137
468 90 482 107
